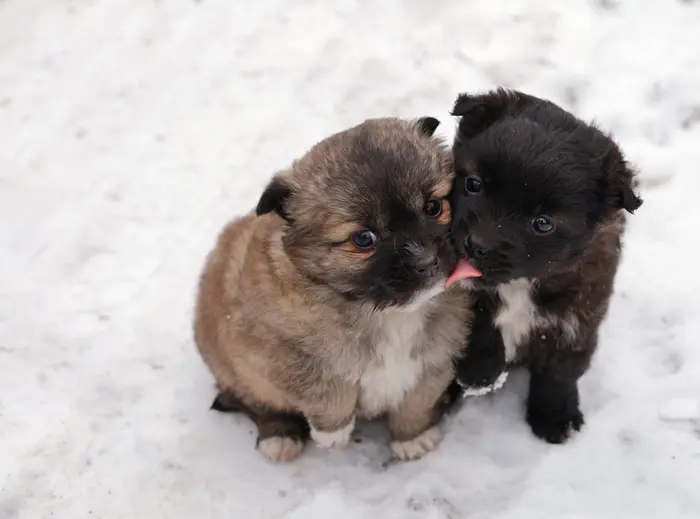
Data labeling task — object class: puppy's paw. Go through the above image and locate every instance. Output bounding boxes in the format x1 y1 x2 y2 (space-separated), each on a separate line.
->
390 426 442 461
460 371 509 397
527 409 585 444
310 416 355 449
455 350 507 391
258 436 305 463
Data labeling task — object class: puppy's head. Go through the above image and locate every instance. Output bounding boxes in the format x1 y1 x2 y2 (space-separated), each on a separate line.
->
256 117 456 309
447 88 643 286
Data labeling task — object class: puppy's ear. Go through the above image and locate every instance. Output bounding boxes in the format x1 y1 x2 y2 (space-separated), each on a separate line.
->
601 146 643 214
415 116 441 136
256 176 293 221
451 88 530 139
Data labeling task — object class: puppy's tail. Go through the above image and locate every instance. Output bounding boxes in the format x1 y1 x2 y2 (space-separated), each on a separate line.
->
210 390 253 415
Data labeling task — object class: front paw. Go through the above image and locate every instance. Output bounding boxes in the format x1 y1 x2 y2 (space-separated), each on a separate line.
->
527 374 584 444
460 371 509 396
527 406 584 444
310 416 355 449
390 426 442 461
456 353 507 394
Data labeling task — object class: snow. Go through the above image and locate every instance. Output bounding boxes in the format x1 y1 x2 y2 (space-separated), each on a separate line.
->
659 398 700 423
1 0 700 517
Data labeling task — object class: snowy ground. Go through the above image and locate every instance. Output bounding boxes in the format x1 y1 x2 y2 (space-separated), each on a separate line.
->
2 0 700 517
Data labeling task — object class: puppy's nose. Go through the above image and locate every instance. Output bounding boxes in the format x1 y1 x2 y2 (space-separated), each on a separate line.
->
415 256 440 278
404 241 440 278
464 234 488 259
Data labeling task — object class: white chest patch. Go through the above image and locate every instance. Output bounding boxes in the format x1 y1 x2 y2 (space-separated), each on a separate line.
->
358 304 430 418
494 278 579 362
494 279 539 362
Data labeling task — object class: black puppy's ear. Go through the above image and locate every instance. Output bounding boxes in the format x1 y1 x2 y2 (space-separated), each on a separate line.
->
451 88 530 139
256 176 293 220
416 116 441 136
619 179 643 214
601 146 643 214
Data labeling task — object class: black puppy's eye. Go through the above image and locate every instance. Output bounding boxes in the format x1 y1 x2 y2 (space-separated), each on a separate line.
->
425 197 443 217
465 177 483 194
350 229 378 249
532 216 555 234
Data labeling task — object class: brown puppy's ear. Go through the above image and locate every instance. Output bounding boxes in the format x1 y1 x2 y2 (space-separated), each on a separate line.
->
451 88 531 139
601 145 643 214
415 116 441 136
256 176 293 221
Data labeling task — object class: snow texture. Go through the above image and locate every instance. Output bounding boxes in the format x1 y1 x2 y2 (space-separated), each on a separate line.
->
1 0 700 517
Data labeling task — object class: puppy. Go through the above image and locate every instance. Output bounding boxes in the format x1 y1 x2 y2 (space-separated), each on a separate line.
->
445 89 643 443
194 117 472 462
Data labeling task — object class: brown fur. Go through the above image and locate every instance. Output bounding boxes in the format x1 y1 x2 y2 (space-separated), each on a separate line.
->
194 118 472 462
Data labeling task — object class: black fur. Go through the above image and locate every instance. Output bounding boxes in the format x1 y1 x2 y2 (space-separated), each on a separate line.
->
416 116 441 136
211 391 311 447
211 392 243 413
448 88 642 443
453 291 505 389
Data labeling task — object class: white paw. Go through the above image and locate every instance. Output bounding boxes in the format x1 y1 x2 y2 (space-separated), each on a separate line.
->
460 371 509 397
258 436 305 463
310 416 355 449
391 426 442 461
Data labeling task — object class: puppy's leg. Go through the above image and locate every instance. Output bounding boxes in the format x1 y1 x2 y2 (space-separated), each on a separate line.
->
298 380 359 450
454 294 508 394
388 367 453 461
526 329 595 444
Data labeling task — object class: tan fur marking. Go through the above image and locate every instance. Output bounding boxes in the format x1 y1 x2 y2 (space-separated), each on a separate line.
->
436 199 452 226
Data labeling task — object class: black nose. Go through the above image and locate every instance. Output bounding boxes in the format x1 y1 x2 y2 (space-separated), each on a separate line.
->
415 256 440 278
464 234 488 259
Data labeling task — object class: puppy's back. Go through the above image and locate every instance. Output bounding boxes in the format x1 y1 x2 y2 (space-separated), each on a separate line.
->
194 211 318 414
194 212 257 374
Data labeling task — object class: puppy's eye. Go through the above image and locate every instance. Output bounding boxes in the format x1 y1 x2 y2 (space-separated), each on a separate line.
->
532 216 555 234
350 229 378 250
465 177 483 194
425 198 443 217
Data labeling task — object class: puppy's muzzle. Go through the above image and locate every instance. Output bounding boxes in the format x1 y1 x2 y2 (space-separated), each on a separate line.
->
464 234 488 259
404 241 440 278
414 255 440 278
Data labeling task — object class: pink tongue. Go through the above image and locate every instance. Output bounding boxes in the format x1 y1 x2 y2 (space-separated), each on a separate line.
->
445 259 482 289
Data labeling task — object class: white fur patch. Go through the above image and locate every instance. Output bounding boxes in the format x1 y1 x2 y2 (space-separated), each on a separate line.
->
495 279 579 362
258 436 304 463
495 279 538 362
310 416 355 449
402 281 445 312
460 370 509 397
390 426 442 461
358 293 439 418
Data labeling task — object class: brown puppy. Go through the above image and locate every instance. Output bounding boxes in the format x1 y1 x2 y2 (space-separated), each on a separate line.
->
194 117 472 463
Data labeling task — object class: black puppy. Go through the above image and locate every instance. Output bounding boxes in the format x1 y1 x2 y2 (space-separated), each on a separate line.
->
445 88 642 443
